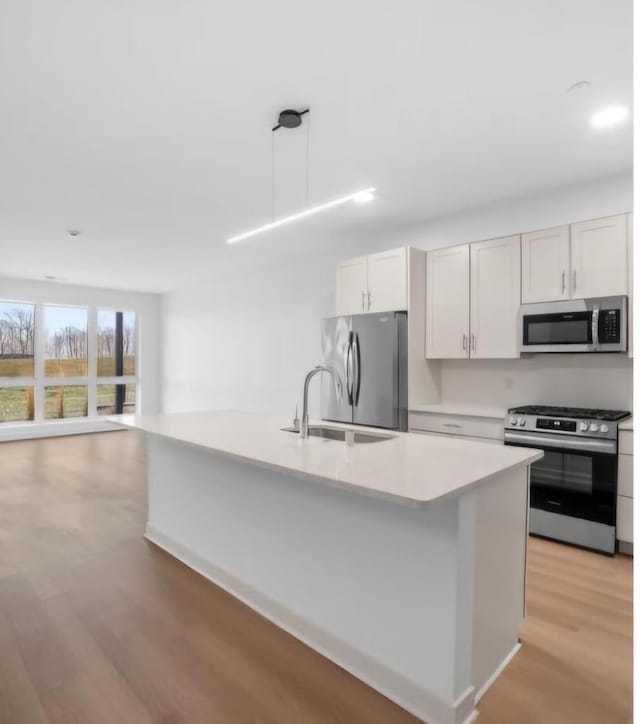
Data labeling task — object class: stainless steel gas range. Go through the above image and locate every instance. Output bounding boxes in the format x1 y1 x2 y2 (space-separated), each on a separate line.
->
504 405 631 555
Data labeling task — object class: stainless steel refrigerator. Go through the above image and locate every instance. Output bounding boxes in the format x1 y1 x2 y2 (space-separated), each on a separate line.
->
320 312 408 431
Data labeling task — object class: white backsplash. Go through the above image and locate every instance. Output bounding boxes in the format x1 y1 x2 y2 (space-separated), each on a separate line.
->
440 354 633 412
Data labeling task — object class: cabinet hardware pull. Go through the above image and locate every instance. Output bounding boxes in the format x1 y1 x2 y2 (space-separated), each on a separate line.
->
471 333 476 352
361 291 366 311
561 271 566 294
462 333 467 352
443 423 462 428
367 290 371 310
573 270 577 291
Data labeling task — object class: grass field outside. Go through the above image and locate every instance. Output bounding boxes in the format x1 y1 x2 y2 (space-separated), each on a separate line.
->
0 356 136 422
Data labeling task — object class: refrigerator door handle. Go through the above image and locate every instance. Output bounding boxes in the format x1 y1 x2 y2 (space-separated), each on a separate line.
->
345 335 353 404
353 334 361 405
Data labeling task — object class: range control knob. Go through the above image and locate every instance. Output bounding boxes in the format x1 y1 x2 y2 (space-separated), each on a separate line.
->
589 423 599 432
600 424 609 433
518 418 526 427
509 416 517 425
579 422 589 432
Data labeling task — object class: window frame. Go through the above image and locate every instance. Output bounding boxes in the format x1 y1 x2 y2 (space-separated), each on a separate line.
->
0 301 138 423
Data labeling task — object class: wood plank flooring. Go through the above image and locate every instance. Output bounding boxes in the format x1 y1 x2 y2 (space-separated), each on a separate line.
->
0 431 632 723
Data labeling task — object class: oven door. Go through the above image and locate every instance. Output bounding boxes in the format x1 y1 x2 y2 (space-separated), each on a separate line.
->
504 431 617 526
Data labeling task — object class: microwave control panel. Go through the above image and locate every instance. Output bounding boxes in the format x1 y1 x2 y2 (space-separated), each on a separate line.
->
599 309 620 343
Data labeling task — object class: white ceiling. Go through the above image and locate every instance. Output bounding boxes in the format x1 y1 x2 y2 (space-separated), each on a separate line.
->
0 0 632 292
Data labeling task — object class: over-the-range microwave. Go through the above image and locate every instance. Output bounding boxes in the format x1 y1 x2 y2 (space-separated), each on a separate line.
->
519 296 627 353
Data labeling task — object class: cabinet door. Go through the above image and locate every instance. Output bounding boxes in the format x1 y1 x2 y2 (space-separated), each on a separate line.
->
521 226 570 303
570 215 628 298
426 244 470 358
367 247 407 312
470 235 521 358
336 257 368 315
617 495 633 543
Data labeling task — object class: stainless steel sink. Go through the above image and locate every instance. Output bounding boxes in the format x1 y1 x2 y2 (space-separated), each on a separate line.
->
282 425 394 444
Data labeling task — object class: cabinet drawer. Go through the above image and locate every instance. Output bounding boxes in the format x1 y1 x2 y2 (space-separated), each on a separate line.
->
618 455 634 498
617 495 633 543
619 431 633 456
409 412 503 441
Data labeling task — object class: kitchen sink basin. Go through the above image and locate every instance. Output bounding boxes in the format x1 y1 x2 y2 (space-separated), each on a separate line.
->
281 425 395 444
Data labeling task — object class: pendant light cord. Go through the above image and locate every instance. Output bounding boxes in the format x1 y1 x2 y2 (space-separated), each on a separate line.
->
305 111 310 208
271 128 275 222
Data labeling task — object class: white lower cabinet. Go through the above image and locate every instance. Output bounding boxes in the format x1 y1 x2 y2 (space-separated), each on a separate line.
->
409 411 503 442
617 428 633 550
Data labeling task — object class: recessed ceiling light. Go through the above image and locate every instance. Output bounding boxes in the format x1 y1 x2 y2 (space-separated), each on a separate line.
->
67 229 81 237
591 106 630 128
227 187 376 244
44 275 57 280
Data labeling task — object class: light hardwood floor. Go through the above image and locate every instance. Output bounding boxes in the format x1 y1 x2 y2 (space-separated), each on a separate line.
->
0 431 632 723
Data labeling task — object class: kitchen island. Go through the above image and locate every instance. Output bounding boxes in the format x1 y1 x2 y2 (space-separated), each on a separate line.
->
111 410 542 724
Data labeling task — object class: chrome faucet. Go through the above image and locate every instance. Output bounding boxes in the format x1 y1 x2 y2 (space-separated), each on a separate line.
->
300 365 343 439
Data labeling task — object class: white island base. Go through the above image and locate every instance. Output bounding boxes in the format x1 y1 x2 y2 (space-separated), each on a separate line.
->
130 414 537 724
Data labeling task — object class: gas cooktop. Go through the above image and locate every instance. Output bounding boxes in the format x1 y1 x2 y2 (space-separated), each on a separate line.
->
508 405 630 422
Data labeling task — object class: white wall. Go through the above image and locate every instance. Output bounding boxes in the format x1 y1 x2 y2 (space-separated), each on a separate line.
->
162 172 633 417
0 276 162 414
162 256 339 417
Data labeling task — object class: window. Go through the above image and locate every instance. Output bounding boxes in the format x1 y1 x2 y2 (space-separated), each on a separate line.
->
45 385 88 420
98 310 136 376
0 300 138 423
0 301 35 422
97 383 136 415
0 301 35 377
44 305 88 376
0 386 34 422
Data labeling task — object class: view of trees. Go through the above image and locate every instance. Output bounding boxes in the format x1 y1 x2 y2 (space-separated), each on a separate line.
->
0 305 34 358
45 325 88 360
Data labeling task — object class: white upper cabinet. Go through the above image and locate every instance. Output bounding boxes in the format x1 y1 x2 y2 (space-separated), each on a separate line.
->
426 244 470 359
521 226 570 303
470 235 521 358
336 248 407 315
367 247 407 313
570 215 628 299
336 256 368 315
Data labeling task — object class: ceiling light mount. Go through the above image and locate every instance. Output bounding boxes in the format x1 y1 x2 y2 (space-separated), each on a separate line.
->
272 108 309 132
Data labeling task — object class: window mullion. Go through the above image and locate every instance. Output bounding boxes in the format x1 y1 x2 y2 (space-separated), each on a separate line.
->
34 302 45 422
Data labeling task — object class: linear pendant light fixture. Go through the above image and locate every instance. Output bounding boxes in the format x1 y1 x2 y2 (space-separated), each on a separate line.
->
227 107 375 244
227 186 376 244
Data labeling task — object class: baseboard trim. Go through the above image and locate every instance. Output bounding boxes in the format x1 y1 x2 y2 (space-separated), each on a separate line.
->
0 419 126 442
145 523 476 724
473 642 521 704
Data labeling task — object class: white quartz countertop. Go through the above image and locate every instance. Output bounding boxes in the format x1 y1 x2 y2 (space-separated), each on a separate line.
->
410 402 507 419
619 416 633 431
109 410 542 507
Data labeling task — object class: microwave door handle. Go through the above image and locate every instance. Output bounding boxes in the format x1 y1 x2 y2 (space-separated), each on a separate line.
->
592 305 600 349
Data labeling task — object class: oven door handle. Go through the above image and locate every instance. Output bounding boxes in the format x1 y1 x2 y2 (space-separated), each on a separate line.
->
504 431 617 454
